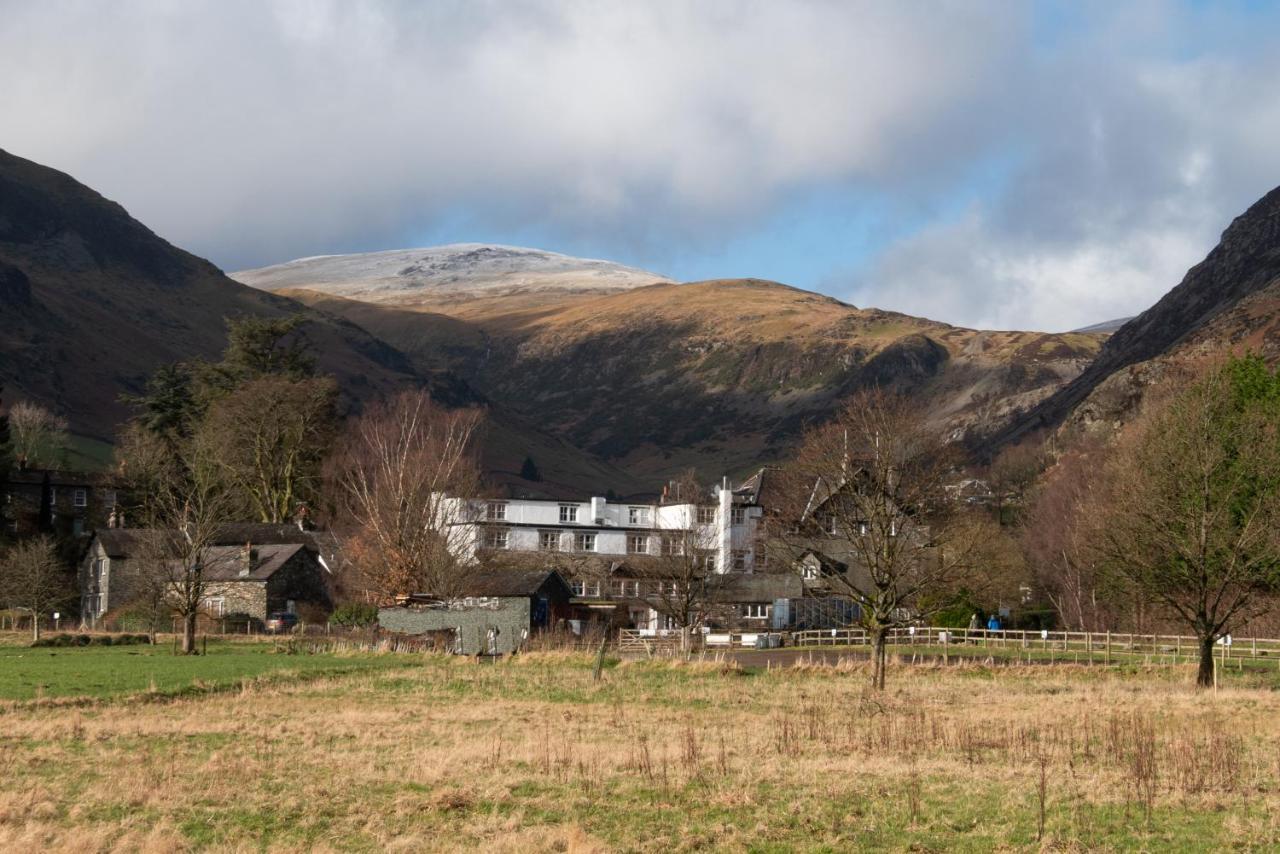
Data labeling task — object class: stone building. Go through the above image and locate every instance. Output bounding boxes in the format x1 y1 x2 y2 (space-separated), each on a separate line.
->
79 523 338 626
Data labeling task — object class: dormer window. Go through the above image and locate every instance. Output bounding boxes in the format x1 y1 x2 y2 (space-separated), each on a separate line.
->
628 506 649 526
486 502 507 521
559 504 579 523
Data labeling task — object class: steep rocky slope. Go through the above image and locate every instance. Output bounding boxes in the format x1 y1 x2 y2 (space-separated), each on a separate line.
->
0 149 647 497
0 148 449 434
991 184 1280 448
287 278 1103 481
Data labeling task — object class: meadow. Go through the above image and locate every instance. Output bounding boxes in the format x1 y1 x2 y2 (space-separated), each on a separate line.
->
1 639 1278 852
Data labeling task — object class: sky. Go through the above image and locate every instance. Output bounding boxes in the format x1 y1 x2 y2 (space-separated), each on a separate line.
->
2 1 1280 332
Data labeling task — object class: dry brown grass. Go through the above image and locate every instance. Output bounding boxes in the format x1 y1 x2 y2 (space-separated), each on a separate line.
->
0 653 1277 851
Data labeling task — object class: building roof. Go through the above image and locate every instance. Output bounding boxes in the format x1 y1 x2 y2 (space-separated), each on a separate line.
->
401 569 572 602
199 543 308 582
92 524 339 568
734 467 785 508
5 468 114 487
462 570 571 598
712 573 804 603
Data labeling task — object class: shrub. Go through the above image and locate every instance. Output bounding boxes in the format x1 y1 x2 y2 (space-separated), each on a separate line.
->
330 602 379 628
106 604 165 634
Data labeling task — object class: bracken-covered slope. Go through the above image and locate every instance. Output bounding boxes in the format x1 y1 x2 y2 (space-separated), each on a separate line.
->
286 278 1104 482
990 184 1280 449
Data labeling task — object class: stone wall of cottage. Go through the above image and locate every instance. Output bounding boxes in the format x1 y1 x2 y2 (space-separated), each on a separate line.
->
202 581 269 621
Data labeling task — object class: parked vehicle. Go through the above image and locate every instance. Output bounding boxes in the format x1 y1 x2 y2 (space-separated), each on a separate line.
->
264 612 299 634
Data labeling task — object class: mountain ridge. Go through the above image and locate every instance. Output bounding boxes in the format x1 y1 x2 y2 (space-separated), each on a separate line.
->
989 183 1280 451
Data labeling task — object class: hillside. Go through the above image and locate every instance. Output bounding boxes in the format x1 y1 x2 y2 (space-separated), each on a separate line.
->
991 184 1280 448
0 149 646 498
286 278 1104 482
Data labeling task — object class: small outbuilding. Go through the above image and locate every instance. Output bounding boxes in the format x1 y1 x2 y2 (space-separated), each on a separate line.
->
378 570 574 654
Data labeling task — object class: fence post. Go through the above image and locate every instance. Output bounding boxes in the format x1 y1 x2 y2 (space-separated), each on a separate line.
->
1105 631 1111 665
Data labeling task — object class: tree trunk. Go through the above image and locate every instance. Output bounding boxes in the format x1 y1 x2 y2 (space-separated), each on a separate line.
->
870 627 888 691
32 614 41 643
1196 636 1216 688
181 611 198 654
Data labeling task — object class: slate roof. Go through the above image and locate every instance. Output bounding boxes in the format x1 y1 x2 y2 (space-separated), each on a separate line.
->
95 524 326 558
199 543 308 582
712 573 804 602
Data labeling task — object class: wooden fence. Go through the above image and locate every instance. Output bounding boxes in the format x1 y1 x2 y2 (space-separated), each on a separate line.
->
789 627 1280 661
617 626 1280 663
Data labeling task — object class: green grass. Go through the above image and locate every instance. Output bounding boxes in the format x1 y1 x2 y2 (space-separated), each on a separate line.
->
61 433 115 472
0 638 411 701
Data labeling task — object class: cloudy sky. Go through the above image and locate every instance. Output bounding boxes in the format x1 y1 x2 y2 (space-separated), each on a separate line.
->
3 1 1279 331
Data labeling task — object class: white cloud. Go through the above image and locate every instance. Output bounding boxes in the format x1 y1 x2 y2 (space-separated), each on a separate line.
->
0 1 1022 267
2 1 1280 331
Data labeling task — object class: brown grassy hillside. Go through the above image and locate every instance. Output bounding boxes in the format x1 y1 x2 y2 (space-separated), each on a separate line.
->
285 278 1103 482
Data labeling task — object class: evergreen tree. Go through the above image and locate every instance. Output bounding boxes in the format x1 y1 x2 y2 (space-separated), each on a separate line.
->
520 456 542 482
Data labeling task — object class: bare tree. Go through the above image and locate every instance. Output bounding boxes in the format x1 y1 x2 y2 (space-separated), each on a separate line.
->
0 537 73 641
333 391 485 603
199 375 338 523
1020 442 1123 632
771 388 991 690
1092 360 1280 688
8 401 68 469
134 440 237 654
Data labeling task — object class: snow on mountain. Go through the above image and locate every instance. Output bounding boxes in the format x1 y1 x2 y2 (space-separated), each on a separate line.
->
231 243 670 303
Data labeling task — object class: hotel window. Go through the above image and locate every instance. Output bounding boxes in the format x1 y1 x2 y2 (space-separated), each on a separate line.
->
581 580 601 597
73 488 88 508
538 531 561 552
486 502 507 521
628 506 649 526
659 535 683 556
730 506 746 525
697 505 716 525
570 580 585 596
559 504 579 523
483 528 509 550
741 603 771 620
612 580 640 597
574 532 596 552
626 534 648 555
731 549 749 571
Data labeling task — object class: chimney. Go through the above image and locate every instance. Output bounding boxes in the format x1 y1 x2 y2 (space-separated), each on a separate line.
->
590 496 607 524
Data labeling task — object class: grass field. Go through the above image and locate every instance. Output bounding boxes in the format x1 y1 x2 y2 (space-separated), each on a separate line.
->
0 638 407 702
1 642 1278 851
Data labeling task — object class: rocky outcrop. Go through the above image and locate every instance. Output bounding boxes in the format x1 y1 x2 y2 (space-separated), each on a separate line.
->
989 184 1280 452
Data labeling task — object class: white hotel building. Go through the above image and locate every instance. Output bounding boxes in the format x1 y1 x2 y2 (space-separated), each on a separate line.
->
449 478 766 575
